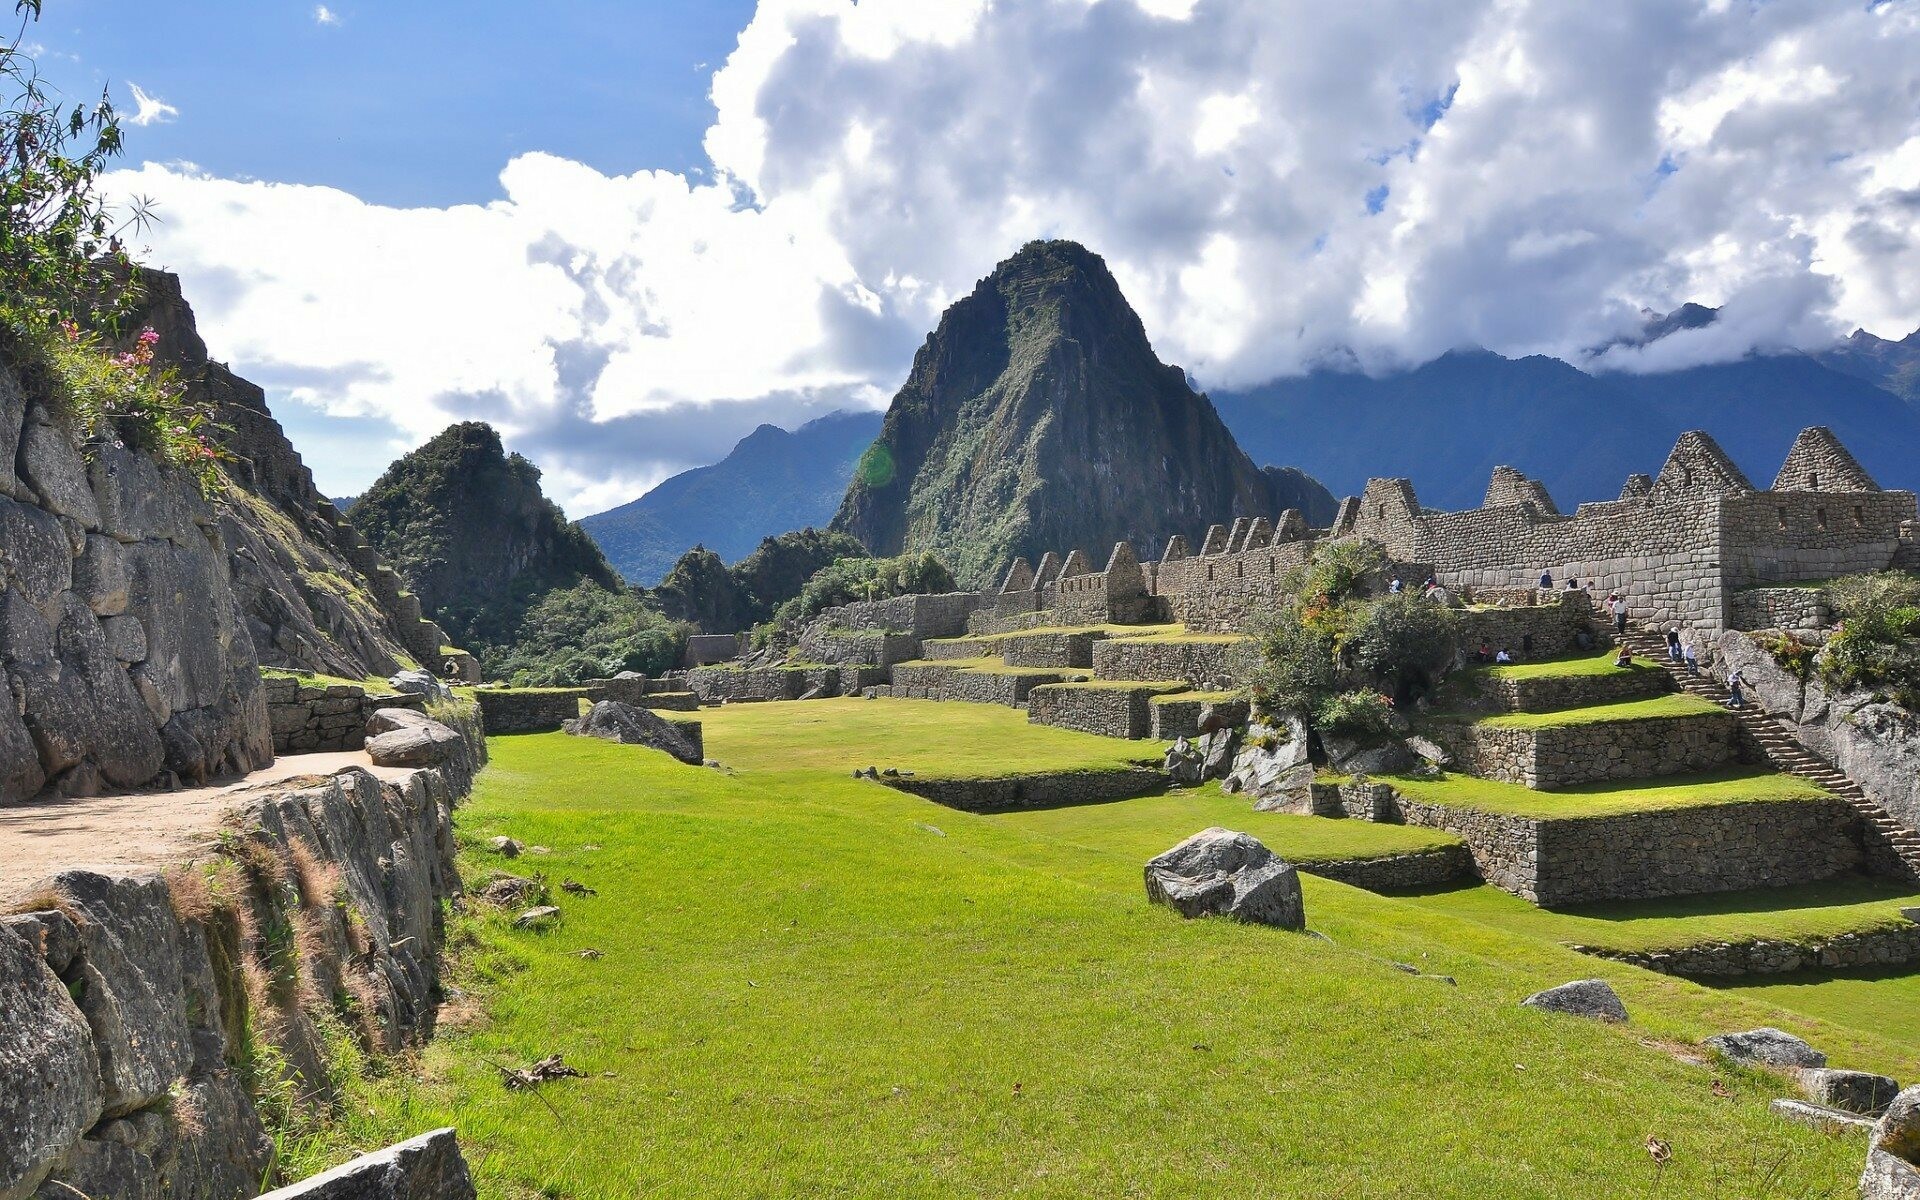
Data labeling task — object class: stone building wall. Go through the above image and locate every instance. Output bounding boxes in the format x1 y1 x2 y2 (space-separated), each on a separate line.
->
686 666 809 704
1090 637 1258 687
1728 587 1831 632
0 720 483 1200
262 676 426 753
1152 540 1317 630
1478 666 1670 713
1425 710 1739 789
811 592 991 640
999 630 1102 669
474 688 592 733
796 627 923 668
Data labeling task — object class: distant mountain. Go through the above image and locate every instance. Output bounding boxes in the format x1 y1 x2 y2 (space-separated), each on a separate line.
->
329 495 358 513
1817 326 1920 405
582 410 883 585
833 239 1334 586
1215 331 1920 512
349 422 623 650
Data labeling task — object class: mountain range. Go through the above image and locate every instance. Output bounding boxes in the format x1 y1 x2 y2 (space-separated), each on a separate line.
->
580 410 882 585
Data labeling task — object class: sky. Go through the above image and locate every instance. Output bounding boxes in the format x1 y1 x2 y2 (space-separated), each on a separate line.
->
32 0 1920 515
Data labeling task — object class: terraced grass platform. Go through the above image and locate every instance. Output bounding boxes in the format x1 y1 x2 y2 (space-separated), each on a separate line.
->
1425 694 1741 789
1027 679 1192 739
1454 648 1674 712
291 699 1919 1196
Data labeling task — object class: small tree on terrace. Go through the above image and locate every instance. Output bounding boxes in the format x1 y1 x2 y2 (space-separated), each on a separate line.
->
1348 593 1460 707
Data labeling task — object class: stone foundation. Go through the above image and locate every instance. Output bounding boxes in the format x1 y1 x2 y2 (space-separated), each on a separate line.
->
687 666 809 704
1027 683 1187 739
1476 667 1671 713
1729 587 1831 633
1150 695 1250 740
999 631 1102 669
263 675 425 754
1090 638 1256 687
475 688 591 733
1572 922 1920 978
1296 845 1475 892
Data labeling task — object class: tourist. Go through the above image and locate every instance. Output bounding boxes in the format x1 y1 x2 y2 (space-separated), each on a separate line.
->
1389 577 1402 594
1664 629 1682 662
1682 641 1700 675
1614 644 1633 668
1475 641 1493 663
1566 577 1579 590
1608 593 1628 635
1495 647 1514 664
1538 568 1553 589
1727 669 1748 708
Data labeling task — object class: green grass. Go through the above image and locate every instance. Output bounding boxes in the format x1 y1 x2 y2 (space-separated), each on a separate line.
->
260 667 392 692
1474 693 1726 729
1149 689 1243 705
1706 967 1920 1052
1373 767 1833 819
1483 648 1663 680
1402 875 1920 956
296 712 1919 1196
1031 679 1190 693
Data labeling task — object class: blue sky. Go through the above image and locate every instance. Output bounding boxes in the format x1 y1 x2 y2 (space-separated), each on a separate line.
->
36 1 1920 515
41 1 755 207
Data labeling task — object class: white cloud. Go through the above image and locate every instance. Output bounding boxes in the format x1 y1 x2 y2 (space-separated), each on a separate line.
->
313 5 341 26
124 82 177 127
105 0 1920 508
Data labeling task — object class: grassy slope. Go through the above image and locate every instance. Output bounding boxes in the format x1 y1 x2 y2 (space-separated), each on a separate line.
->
1477 693 1726 729
1484 648 1665 680
308 700 1919 1198
1377 768 1834 818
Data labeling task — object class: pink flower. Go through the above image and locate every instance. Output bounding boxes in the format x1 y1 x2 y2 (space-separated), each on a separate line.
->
136 328 160 345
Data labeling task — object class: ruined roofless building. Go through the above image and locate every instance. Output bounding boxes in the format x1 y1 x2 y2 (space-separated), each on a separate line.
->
988 428 1917 640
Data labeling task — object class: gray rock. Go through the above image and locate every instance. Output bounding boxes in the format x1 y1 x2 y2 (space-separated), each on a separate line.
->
488 836 523 858
1405 734 1451 766
0 360 22 500
1863 1086 1920 1200
1164 736 1204 787
387 669 450 703
72 533 129 616
1769 1098 1874 1134
1226 714 1314 810
101 615 148 664
1519 978 1628 1022
1199 727 1237 779
1144 828 1305 930
1326 736 1416 776
0 495 73 612
85 441 202 544
0 922 102 1200
0 671 46 804
563 700 704 765
513 906 562 930
1704 1027 1826 1069
254 1127 476 1199
366 713 462 768
19 418 102 528
1798 1067 1900 1116
52 872 199 1116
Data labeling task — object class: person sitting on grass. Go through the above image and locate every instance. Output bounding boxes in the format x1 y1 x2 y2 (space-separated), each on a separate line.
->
1614 644 1634 668
1475 641 1493 663
1495 647 1514 664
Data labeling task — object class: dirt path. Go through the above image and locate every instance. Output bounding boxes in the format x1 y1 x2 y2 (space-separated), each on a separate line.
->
0 752 414 906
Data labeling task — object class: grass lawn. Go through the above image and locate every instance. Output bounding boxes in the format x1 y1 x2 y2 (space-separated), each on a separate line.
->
1150 689 1244 705
1483 648 1664 680
294 699 1920 1197
1706 968 1920 1053
1375 767 1834 819
1475 693 1727 729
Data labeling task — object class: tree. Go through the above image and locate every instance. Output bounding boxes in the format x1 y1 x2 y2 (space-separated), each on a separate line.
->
1348 594 1460 706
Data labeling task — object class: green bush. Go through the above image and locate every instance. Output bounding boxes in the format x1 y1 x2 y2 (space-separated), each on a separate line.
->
757 552 957 643
1817 571 1920 707
487 581 690 687
1314 690 1398 739
1245 605 1339 715
1348 593 1460 704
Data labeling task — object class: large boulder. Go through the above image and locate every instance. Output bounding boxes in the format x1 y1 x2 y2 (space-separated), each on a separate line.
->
0 921 101 1200
563 700 704 765
1223 714 1315 812
1703 1027 1826 1069
1519 978 1628 1022
1798 1068 1900 1117
255 1127 476 1199
387 669 451 703
365 709 462 768
1143 828 1305 930
1863 1086 1920 1200
1322 734 1416 776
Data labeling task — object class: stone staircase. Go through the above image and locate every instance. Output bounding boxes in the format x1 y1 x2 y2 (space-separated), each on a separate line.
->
1619 628 1920 881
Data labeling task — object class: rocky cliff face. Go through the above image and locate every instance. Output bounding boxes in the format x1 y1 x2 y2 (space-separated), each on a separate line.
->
0 348 273 801
348 422 624 652
832 240 1331 586
132 271 451 677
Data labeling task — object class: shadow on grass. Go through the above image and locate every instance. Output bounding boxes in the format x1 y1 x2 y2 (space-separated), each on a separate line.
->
1545 873 1918 923
1696 961 1920 993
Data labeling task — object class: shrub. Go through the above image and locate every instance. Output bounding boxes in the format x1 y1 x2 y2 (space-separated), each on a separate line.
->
1347 593 1460 704
1314 690 1398 739
1817 571 1920 707
1294 540 1387 608
1245 605 1339 715
1758 632 1816 683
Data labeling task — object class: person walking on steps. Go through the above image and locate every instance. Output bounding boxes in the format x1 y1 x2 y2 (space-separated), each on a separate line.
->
1727 668 1748 709
1664 628 1682 662
1608 593 1628 636
1682 640 1700 675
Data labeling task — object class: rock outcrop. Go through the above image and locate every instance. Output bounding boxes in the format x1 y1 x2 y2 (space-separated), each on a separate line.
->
1143 828 1305 929
1519 979 1628 1022
831 240 1332 586
255 1128 477 1199
564 699 704 765
1862 1086 1920 1200
0 722 481 1200
1703 1027 1827 1069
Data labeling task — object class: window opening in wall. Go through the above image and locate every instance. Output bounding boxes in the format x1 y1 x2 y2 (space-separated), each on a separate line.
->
1268 558 1276 575
1376 504 1385 519
1206 565 1214 582
1522 634 1534 657
1815 507 1828 529
1809 472 1820 491
1854 505 1865 526
1235 562 1244 579
1682 466 1693 487
1777 507 1788 529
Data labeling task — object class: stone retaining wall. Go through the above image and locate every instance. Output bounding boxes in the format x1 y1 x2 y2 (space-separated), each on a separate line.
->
920 637 998 660
0 717 484 1200
1572 922 1920 978
1150 695 1249 740
943 670 1063 707
1091 637 1256 687
1455 594 1596 661
885 767 1165 813
812 591 990 640
1000 631 1101 669
1478 667 1671 713
1729 587 1831 633
475 688 592 733
1028 685 1181 739
796 627 924 668
1424 710 1739 789
687 666 808 704
263 675 425 753
1296 845 1475 892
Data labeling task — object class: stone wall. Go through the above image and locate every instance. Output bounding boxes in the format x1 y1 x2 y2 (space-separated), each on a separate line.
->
1729 587 1831 633
1296 845 1475 892
1476 666 1670 714
885 767 1165 813
1027 684 1182 739
263 675 426 754
1152 539 1316 631
475 688 591 733
0 728 482 1200
686 666 809 704
1424 710 1739 789
683 633 743 666
1455 592 1597 661
1572 922 1920 979
1000 630 1101 669
810 591 990 640
796 627 924 668
1090 637 1257 687
1 358 274 802
1150 695 1249 740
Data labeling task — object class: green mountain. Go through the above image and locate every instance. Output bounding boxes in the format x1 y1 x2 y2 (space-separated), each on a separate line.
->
581 411 883 585
832 239 1333 586
348 422 623 651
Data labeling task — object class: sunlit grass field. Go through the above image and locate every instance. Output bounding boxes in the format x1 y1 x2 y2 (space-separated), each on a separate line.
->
303 700 1918 1197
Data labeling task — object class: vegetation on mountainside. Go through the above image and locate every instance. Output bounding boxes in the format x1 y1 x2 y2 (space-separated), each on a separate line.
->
485 580 690 687
1247 540 1459 731
754 550 956 644
1815 570 1920 707
650 527 868 633
348 422 622 652
0 12 220 487
280 708 1912 1196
